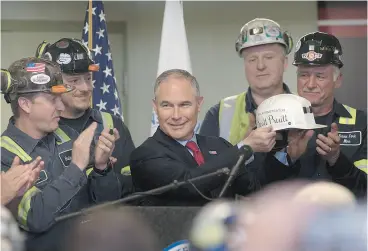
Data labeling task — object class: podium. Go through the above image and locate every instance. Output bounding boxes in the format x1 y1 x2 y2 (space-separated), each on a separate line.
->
25 206 202 251
136 206 201 248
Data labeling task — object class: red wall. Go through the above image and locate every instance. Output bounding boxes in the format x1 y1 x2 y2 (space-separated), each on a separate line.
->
318 1 367 111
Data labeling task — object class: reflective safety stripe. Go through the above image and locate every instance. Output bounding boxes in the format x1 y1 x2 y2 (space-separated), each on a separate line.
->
54 128 71 145
18 186 41 229
354 159 367 173
219 94 238 142
121 165 131 176
219 92 250 145
0 136 32 162
36 42 49 59
339 105 357 125
1 69 12 92
86 167 94 176
101 112 114 129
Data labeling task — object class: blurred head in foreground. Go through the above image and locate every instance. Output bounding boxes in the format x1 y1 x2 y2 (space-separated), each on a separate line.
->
189 180 364 251
1 206 25 251
66 205 159 251
299 204 367 251
237 180 361 251
292 180 356 207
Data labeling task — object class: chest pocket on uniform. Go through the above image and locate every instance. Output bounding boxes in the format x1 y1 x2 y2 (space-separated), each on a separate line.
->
54 127 73 168
58 149 73 167
35 170 49 185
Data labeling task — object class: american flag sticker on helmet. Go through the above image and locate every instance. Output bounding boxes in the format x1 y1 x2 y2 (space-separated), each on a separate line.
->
26 63 45 73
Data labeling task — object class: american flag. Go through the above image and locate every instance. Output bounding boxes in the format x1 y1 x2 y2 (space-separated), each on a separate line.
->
81 0 123 119
26 63 45 73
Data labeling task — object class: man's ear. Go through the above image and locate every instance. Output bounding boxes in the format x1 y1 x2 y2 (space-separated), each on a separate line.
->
334 73 343 89
152 98 158 114
197 96 204 112
18 97 32 114
283 56 288 72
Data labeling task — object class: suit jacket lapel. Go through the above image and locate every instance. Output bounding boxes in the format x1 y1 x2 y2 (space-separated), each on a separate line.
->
153 127 198 167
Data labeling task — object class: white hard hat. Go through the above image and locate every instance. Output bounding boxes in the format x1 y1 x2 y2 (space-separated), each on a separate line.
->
235 18 293 56
256 94 327 131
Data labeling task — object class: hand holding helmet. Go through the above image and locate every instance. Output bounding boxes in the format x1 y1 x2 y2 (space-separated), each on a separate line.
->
255 94 325 158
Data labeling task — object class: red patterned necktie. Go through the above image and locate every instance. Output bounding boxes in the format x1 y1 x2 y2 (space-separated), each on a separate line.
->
186 141 205 166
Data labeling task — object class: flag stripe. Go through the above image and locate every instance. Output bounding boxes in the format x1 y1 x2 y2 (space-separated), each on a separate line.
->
26 63 45 72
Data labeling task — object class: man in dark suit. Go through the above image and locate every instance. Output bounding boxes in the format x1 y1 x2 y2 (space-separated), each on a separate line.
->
130 69 290 206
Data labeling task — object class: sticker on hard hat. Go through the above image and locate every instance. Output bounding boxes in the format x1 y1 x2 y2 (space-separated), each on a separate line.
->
56 40 69 49
250 35 263 43
265 26 281 37
26 63 45 73
57 53 72 64
256 108 292 129
44 52 53 61
30 74 50 85
302 51 323 61
74 53 86 60
249 27 264 36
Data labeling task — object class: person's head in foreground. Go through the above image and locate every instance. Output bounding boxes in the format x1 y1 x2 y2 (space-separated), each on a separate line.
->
66 205 159 251
189 180 362 251
236 180 359 251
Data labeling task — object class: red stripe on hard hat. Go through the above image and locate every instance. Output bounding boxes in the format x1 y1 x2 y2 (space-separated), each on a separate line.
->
318 25 367 38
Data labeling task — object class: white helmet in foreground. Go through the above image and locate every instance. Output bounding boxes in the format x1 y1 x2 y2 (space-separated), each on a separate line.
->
256 94 327 131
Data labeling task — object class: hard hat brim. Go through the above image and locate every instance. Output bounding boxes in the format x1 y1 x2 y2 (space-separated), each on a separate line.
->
88 64 100 72
290 124 327 130
50 84 74 94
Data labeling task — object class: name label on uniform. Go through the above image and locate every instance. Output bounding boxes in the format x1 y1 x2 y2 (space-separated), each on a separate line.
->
59 149 72 167
35 170 48 185
338 131 362 146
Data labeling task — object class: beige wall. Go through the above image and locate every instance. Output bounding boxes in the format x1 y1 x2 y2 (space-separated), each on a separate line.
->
1 1 318 145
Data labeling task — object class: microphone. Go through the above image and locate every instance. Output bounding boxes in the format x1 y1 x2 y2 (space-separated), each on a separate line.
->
55 167 230 222
218 145 253 198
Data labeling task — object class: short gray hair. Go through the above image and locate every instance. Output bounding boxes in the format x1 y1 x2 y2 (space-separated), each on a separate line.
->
154 69 200 98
